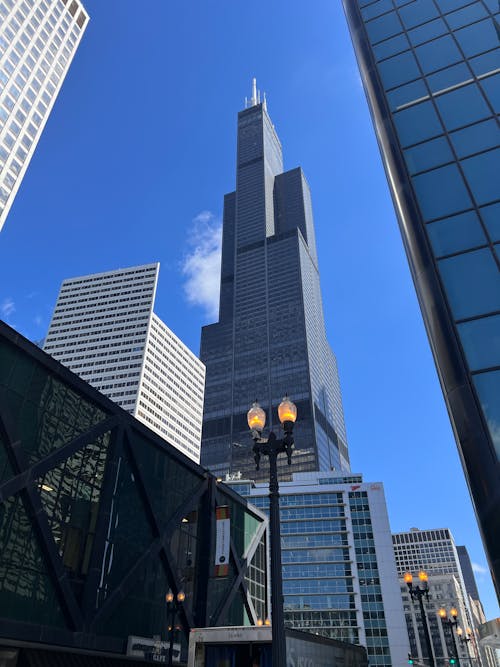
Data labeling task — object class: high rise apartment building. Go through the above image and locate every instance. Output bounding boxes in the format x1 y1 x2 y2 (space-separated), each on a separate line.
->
200 81 348 482
229 472 409 667
44 263 205 463
342 0 500 597
0 0 88 231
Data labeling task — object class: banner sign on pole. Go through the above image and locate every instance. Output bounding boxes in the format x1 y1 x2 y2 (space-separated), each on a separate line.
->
215 505 230 576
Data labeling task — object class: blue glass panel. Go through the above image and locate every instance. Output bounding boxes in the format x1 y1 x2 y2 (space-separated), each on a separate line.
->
435 83 491 131
366 11 404 44
412 164 472 220
399 0 439 29
469 50 500 78
480 203 500 242
387 79 428 110
374 33 411 61
404 136 454 174
495 243 500 263
459 316 500 371
446 3 488 29
379 51 421 89
436 0 475 11
393 100 443 146
427 63 473 94
438 248 500 319
461 148 500 206
472 371 500 459
450 119 500 159
480 73 500 115
482 0 500 12
416 35 463 74
455 19 500 58
362 0 394 20
427 211 487 257
408 18 447 46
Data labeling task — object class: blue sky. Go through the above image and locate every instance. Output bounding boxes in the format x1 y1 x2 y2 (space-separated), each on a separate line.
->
0 1 497 617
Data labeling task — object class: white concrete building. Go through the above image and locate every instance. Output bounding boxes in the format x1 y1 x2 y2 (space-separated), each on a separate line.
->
0 0 88 231
44 263 205 463
228 471 409 667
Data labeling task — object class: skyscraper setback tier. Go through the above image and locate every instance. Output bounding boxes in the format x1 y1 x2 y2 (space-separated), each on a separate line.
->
0 0 88 231
200 84 349 481
342 0 500 598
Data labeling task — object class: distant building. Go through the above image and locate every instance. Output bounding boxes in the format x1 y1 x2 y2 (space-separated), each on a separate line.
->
393 528 485 667
44 263 205 462
341 0 500 596
228 471 409 667
0 0 88 231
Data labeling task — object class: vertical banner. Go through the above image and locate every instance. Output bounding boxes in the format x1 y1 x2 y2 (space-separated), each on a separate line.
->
215 505 230 576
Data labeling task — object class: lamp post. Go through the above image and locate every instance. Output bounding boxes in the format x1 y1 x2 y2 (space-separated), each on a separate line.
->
165 590 185 667
405 571 436 667
438 607 460 667
247 396 297 667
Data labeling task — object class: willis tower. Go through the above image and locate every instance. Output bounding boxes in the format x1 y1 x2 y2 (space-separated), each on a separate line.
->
201 80 349 481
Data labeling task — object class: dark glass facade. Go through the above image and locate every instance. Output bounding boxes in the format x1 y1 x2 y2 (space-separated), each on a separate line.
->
200 94 349 482
0 321 268 657
342 0 500 598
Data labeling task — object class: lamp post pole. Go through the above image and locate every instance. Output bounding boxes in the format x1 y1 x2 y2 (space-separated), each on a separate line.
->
405 571 436 667
438 608 461 667
166 590 185 667
248 398 297 667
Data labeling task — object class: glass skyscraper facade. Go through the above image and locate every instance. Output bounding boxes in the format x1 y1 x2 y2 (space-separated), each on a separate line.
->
200 83 349 482
342 0 500 597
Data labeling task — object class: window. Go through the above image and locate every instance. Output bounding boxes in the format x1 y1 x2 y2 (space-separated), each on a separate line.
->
450 119 499 159
455 19 500 58
480 73 500 115
473 371 500 459
412 163 472 221
379 51 420 89
458 316 500 371
415 35 463 75
435 83 491 131
393 100 443 147
408 17 447 46
399 0 439 29
480 203 500 242
387 79 428 110
427 211 486 257
404 136 454 175
461 148 500 206
366 11 403 44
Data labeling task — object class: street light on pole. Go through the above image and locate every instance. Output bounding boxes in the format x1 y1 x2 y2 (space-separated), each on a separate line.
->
165 589 185 667
248 396 297 667
405 570 436 667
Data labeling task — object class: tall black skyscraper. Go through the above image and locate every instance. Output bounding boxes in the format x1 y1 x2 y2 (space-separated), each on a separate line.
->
200 81 349 481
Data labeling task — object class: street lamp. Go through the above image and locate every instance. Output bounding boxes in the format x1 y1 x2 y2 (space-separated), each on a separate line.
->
165 590 185 667
438 607 461 667
405 571 436 667
248 396 297 667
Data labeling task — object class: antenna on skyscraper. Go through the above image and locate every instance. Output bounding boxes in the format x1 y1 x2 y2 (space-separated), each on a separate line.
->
263 92 267 112
251 77 257 106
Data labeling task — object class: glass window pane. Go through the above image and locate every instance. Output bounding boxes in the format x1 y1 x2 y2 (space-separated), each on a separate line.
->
393 100 443 147
472 371 500 459
399 0 439 29
438 248 500 319
387 79 428 110
412 163 472 221
374 33 410 61
469 50 500 78
379 51 421 89
435 83 491 131
408 17 447 46
415 35 463 74
362 0 394 20
459 316 500 372
480 203 500 242
455 19 500 58
446 2 488 30
427 211 487 257
461 148 500 206
450 119 500 159
366 11 403 44
404 136 454 174
427 63 473 94
480 73 500 115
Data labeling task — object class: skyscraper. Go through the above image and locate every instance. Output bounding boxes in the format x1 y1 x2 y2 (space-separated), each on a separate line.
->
342 0 500 597
0 0 88 231
200 80 349 481
44 264 206 463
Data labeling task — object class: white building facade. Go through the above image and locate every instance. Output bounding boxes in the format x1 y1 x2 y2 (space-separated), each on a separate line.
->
44 263 205 463
228 471 409 667
0 0 88 231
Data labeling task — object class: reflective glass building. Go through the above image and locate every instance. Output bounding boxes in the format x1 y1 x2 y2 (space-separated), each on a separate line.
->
342 0 500 597
200 82 349 482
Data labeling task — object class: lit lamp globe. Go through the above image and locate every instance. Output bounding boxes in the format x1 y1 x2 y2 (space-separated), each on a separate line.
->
438 608 447 619
418 570 428 583
248 401 266 432
278 396 297 425
404 573 413 585
450 607 458 619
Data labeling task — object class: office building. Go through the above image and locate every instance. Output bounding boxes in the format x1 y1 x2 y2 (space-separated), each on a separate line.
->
0 0 88 231
341 0 500 598
44 263 205 463
200 80 349 482
229 471 409 667
0 320 269 665
393 528 484 666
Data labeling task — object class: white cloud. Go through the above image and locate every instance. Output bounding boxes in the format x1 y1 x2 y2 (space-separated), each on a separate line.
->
1 297 15 319
181 211 222 321
471 562 489 576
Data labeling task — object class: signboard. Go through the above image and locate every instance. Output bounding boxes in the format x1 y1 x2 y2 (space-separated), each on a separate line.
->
214 505 230 576
127 635 181 664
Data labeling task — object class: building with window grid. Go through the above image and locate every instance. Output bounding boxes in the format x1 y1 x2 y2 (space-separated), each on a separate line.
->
341 0 500 597
43 263 205 463
0 0 88 232
228 471 409 667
